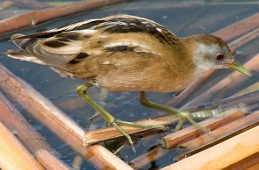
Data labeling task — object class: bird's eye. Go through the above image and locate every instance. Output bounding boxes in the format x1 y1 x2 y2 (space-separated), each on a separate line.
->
216 54 225 60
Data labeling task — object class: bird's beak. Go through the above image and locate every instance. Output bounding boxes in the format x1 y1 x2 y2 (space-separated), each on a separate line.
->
227 60 251 76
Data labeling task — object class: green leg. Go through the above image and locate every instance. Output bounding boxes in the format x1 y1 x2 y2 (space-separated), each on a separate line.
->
77 84 167 150
140 91 208 132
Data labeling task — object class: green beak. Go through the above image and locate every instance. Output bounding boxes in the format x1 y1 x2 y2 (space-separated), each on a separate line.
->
227 60 251 76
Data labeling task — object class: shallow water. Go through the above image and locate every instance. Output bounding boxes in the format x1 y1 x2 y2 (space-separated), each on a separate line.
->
0 0 259 169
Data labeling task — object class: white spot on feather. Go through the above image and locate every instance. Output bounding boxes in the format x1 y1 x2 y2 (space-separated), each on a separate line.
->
75 30 97 35
104 42 131 48
99 35 107 38
156 27 162 32
117 21 128 26
132 42 150 50
129 23 137 26
103 61 110 64
141 21 148 25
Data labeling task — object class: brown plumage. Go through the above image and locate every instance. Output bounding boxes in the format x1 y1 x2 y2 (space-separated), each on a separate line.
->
6 14 251 149
6 14 249 92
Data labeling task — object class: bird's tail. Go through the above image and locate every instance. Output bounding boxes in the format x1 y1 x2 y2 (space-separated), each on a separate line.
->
6 34 75 78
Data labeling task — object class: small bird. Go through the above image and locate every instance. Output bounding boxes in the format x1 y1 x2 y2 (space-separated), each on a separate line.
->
6 14 251 149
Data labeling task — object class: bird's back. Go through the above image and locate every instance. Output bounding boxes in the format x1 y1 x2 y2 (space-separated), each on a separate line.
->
7 15 194 92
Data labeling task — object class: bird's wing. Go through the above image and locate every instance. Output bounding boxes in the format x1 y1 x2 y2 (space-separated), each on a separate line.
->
6 15 179 79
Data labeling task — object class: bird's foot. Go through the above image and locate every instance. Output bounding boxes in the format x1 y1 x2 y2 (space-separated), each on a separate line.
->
77 84 168 152
139 91 208 133
175 111 209 133
111 119 167 152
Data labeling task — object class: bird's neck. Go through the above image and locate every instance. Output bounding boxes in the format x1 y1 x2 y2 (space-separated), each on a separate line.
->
180 35 215 77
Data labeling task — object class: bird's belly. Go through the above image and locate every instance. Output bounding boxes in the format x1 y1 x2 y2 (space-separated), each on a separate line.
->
83 53 195 92
90 71 192 92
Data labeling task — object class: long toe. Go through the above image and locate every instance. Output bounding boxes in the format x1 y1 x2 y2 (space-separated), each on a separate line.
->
178 111 209 133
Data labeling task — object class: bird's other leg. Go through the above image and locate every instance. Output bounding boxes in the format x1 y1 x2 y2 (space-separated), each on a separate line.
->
140 91 208 132
76 84 167 151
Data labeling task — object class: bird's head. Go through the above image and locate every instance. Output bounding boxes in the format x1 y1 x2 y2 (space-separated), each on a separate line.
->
189 34 251 76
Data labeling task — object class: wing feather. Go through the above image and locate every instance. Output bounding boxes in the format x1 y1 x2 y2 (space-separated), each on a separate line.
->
6 14 178 80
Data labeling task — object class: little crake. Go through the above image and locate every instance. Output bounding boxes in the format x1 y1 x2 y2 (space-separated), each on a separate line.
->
7 14 251 150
